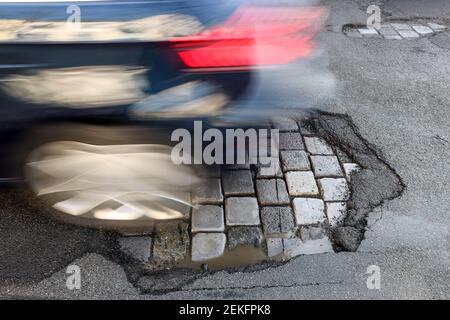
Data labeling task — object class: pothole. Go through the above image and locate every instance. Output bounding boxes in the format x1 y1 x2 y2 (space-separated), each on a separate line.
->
343 20 447 40
117 112 405 293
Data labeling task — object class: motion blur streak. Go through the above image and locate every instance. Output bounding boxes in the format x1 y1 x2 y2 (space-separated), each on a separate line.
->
170 6 327 68
2 66 149 107
26 142 199 220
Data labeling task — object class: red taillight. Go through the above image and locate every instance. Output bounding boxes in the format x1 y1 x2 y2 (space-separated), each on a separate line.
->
170 6 327 69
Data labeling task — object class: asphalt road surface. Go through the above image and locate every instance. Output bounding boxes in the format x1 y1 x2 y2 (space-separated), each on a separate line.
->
1 0 449 299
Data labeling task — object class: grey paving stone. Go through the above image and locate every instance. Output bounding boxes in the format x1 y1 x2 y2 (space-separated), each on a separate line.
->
192 178 223 204
427 22 447 31
292 198 326 225
358 27 378 36
225 197 260 226
195 165 221 178
318 178 350 201
227 226 264 249
261 207 281 236
397 29 419 38
391 23 412 31
191 233 226 262
299 226 326 241
266 238 284 258
152 222 189 263
326 202 347 227
297 121 315 135
276 179 290 204
412 25 433 35
256 179 277 206
119 236 152 262
191 205 224 233
256 179 290 206
304 137 334 155
225 163 250 170
345 28 362 38
279 132 304 150
260 206 294 237
285 171 319 196
272 117 299 132
222 170 254 196
343 163 361 181
256 157 283 178
379 25 401 39
335 148 353 163
279 206 296 234
283 237 333 257
280 150 310 171
310 155 343 177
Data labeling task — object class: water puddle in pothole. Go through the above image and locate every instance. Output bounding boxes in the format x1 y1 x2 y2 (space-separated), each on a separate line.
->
143 245 270 272
176 245 268 271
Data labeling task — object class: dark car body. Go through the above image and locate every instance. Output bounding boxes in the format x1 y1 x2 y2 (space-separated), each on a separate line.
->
0 0 334 228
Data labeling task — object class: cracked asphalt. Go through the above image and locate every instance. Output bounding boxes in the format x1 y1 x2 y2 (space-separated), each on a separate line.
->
1 0 450 299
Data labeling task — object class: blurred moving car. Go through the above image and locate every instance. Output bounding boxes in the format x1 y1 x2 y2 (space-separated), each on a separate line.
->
0 0 334 230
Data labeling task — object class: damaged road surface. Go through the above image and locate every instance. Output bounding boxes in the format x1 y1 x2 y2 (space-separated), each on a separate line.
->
1 0 450 299
0 112 409 298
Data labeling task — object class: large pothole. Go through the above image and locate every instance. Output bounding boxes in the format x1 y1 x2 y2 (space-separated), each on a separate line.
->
116 112 405 293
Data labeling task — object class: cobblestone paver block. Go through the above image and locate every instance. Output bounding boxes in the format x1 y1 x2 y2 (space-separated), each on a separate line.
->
257 157 283 178
397 29 419 38
222 170 254 196
281 150 310 171
119 236 152 262
191 233 226 261
227 226 264 249
283 237 333 258
427 22 447 31
261 207 280 236
412 25 433 35
304 137 334 155
272 117 299 132
191 205 224 233
297 121 315 135
276 179 290 204
225 197 260 226
310 155 343 177
343 163 361 180
335 148 352 163
261 206 295 236
391 23 412 31
266 238 284 258
226 163 251 170
256 179 290 206
299 226 326 241
345 28 363 38
358 27 378 36
293 198 326 225
326 202 347 227
379 26 401 39
319 178 350 201
279 132 304 150
153 222 190 263
192 178 223 204
285 171 319 196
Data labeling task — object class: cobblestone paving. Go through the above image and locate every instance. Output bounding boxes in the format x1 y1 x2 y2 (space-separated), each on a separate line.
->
120 118 361 267
344 20 447 39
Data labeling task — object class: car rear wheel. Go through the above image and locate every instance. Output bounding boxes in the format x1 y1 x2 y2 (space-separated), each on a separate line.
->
21 123 201 234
